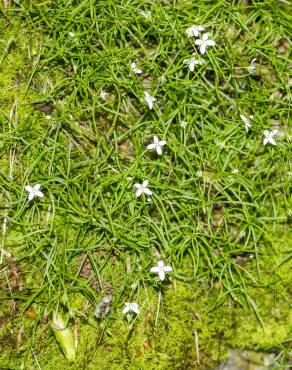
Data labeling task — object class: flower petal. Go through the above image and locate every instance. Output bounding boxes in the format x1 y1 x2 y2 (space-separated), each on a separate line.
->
144 92 155 110
202 33 208 41
156 146 162 155
206 40 215 46
269 138 276 145
194 39 202 46
200 44 206 55
146 100 153 110
35 191 44 198
147 143 156 150
150 266 159 273
159 141 166 146
240 114 248 123
157 260 164 268
164 265 172 272
134 183 141 189
28 193 35 201
263 138 268 145
132 303 139 314
25 185 32 193
142 180 149 187
34 184 41 191
144 188 152 196
158 270 165 281
122 307 129 314
135 189 143 197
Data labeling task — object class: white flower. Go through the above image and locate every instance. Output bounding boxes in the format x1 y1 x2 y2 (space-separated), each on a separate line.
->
240 114 252 132
247 58 257 74
231 168 239 174
100 90 109 100
183 56 205 72
25 184 44 201
263 130 278 145
195 33 216 55
196 170 203 177
122 302 139 315
147 136 166 155
134 180 152 197
186 25 205 38
180 120 188 128
144 91 156 110
69 31 75 37
131 62 142 75
150 260 172 281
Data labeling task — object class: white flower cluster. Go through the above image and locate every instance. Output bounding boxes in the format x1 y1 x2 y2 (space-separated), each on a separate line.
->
183 25 215 72
122 259 172 317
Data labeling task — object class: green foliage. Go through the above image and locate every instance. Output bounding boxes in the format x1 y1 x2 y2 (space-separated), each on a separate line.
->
0 0 291 368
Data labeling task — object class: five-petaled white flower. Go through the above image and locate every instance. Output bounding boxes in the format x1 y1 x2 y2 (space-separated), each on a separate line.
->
183 57 205 72
240 114 253 132
147 136 166 155
25 184 44 201
122 302 139 315
150 260 172 281
134 180 152 197
131 62 142 75
195 33 216 55
186 25 205 38
144 91 156 110
263 130 278 145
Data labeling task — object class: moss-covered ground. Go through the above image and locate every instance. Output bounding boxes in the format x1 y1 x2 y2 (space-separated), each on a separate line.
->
0 1 291 369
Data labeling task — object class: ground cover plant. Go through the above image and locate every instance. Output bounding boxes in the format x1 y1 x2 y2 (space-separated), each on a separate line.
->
0 0 291 368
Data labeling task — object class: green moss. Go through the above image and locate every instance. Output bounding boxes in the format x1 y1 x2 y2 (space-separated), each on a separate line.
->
1 224 290 369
